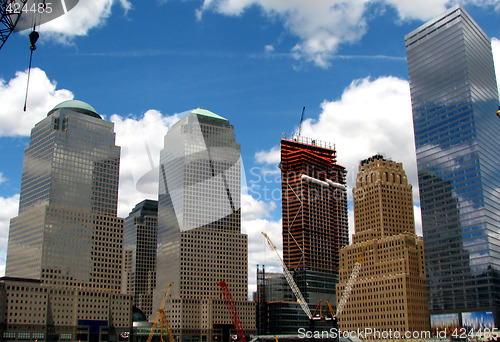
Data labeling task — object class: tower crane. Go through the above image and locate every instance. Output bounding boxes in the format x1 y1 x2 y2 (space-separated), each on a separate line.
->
261 232 312 319
336 242 369 317
0 0 29 50
147 282 174 342
297 107 305 137
218 281 247 342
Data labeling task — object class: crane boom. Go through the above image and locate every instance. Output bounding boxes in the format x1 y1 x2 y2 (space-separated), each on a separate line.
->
298 107 305 136
147 282 174 342
336 242 369 317
0 0 29 50
261 232 312 319
218 281 247 342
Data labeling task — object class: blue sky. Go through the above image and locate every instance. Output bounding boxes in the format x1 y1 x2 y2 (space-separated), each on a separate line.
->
1 0 499 293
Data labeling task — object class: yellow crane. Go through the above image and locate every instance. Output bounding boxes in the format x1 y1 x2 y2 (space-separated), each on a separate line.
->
147 282 174 342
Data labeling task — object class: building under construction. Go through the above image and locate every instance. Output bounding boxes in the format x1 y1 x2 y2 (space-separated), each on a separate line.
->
256 134 348 335
281 134 348 306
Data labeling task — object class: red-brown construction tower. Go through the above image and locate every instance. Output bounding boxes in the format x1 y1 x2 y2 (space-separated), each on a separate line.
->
280 133 349 306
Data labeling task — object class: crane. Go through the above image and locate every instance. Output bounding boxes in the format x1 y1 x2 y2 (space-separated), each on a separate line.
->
218 281 247 342
336 242 369 317
261 232 312 319
0 0 29 50
297 107 305 137
147 282 174 342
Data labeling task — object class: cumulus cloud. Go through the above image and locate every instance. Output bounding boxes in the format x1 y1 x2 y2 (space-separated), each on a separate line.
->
493 38 500 95
242 215 282 295
111 110 180 218
196 0 500 66
0 194 20 277
0 68 73 137
37 0 131 43
197 0 371 67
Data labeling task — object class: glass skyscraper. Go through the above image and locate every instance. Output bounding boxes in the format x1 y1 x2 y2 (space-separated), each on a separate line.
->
2 100 131 340
405 5 499 320
6 100 123 291
155 108 255 340
123 199 158 317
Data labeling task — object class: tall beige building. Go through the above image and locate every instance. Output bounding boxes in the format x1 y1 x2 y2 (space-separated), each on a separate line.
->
155 108 255 341
2 100 131 341
336 155 429 338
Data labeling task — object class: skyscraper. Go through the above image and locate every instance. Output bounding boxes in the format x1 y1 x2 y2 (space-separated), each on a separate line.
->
123 199 158 318
155 108 255 341
336 155 428 335
405 5 500 321
3 100 131 340
280 134 348 305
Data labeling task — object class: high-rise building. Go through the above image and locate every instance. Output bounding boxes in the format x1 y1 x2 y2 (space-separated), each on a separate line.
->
405 5 500 322
155 108 255 341
123 199 158 318
280 134 348 306
336 155 429 336
3 100 131 340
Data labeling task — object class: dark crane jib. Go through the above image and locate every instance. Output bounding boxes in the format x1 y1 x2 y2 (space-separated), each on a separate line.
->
0 0 29 50
298 106 305 137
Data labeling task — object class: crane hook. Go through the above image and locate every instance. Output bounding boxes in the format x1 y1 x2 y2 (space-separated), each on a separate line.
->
29 30 39 51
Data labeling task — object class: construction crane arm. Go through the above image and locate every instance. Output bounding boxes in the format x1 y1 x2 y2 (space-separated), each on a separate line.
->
298 107 305 136
261 232 312 319
0 0 29 50
147 282 173 342
336 242 369 317
218 281 247 342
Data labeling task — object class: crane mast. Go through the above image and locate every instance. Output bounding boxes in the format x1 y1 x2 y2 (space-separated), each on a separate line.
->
261 232 312 319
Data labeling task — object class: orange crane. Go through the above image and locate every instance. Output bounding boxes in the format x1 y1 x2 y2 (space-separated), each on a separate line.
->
147 282 174 342
217 281 247 342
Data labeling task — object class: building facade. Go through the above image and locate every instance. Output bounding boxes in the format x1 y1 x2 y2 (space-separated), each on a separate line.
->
280 134 348 306
405 5 500 323
155 108 255 341
3 100 131 341
123 199 158 318
336 155 429 337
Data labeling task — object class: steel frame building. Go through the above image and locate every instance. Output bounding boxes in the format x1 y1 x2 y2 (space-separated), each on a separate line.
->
280 134 348 305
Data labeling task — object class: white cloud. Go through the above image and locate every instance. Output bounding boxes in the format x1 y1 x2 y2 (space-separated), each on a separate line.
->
241 194 276 221
493 38 500 97
0 173 6 184
196 0 500 67
255 145 280 165
0 194 20 277
37 0 131 43
242 216 282 296
0 68 73 137
197 0 371 67
111 110 180 218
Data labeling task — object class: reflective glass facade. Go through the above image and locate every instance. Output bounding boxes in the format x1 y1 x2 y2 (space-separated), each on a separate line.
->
155 108 255 338
405 5 500 316
5 103 123 292
124 199 158 317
